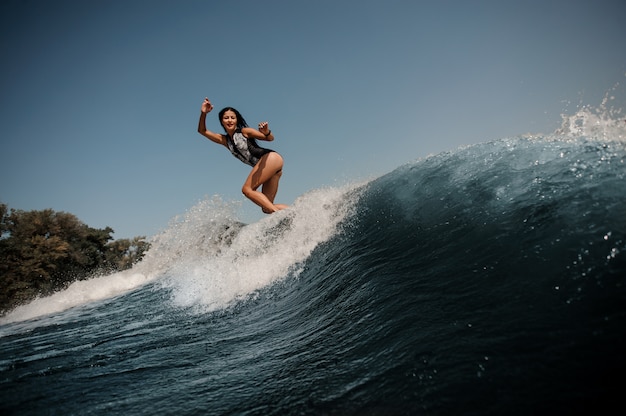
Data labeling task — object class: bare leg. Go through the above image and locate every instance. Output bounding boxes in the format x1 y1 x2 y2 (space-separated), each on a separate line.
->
242 152 287 213
261 168 288 210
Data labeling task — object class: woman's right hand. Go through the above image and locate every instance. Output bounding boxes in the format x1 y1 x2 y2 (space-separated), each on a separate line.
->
201 97 214 113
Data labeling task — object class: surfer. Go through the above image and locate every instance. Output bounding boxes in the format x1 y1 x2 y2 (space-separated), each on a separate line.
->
197 97 288 214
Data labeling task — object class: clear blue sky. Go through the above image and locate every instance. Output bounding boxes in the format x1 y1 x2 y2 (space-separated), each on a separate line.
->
1 0 624 239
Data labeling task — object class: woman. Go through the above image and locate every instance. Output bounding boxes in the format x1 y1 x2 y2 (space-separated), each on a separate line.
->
197 97 288 213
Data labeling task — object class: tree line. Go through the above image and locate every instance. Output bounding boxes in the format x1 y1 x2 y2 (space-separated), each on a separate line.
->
0 203 151 315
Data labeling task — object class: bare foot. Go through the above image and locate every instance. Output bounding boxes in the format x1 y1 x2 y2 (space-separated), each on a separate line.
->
262 204 288 214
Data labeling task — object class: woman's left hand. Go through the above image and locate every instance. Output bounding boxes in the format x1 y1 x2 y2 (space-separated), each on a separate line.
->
258 121 270 135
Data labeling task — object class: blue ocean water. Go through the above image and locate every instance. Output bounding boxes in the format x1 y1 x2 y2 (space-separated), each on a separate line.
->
1 107 625 415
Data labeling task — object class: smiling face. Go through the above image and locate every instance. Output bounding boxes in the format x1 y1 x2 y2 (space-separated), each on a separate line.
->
221 110 237 134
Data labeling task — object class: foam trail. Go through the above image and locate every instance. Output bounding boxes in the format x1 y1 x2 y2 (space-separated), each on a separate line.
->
0 185 362 324
161 184 361 313
0 197 242 324
0 271 151 324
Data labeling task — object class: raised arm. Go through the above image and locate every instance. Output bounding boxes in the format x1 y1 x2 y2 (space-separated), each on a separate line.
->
197 98 227 146
242 121 275 141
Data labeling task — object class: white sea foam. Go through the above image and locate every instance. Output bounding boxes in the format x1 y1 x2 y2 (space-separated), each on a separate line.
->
0 271 151 325
0 184 361 324
158 184 361 313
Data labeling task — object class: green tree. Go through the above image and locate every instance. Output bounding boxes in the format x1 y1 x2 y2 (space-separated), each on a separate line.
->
104 237 151 271
0 204 150 314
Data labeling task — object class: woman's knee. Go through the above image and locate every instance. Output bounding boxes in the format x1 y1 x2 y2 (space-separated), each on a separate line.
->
241 184 253 197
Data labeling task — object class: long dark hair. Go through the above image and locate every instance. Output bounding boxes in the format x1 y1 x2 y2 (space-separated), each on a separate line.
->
218 107 248 132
